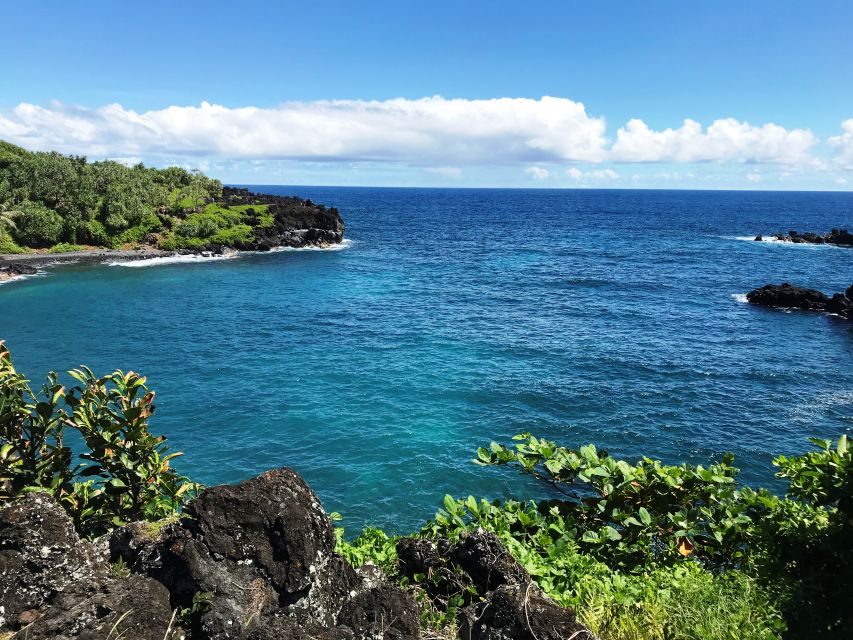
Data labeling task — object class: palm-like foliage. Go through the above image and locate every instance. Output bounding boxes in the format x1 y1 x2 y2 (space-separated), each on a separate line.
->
0 202 19 238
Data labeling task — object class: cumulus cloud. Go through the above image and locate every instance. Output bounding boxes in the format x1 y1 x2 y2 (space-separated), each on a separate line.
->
828 119 853 170
525 166 550 180
611 118 818 165
567 167 618 181
0 97 608 165
0 98 838 176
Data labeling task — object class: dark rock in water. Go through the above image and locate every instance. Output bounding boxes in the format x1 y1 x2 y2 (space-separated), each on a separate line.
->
458 582 587 640
847 284 853 301
0 262 38 280
110 468 418 640
755 228 853 247
746 283 853 319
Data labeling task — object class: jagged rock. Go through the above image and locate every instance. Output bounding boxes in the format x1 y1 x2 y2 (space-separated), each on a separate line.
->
746 283 853 319
19 575 176 640
755 228 853 247
0 492 177 639
458 583 587 640
446 531 528 592
0 492 104 627
220 187 345 250
111 468 418 640
0 262 37 281
397 530 590 640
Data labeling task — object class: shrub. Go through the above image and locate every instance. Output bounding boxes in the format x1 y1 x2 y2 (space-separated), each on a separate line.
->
177 212 220 239
0 342 199 536
12 200 64 247
0 237 27 254
48 242 86 253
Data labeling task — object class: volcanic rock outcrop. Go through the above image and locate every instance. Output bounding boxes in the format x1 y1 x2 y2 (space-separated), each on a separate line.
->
1 469 417 639
746 282 853 319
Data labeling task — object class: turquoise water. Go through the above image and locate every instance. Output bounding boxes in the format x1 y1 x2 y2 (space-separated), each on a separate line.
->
1 188 851 532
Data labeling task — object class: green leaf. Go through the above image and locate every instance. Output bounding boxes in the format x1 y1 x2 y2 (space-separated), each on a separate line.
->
638 506 652 526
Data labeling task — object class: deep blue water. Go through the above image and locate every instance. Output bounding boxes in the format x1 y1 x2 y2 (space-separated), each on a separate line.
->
1 188 852 533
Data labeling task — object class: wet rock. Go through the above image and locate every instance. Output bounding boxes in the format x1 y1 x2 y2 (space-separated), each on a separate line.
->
746 283 853 319
458 582 587 640
0 262 38 281
756 228 853 247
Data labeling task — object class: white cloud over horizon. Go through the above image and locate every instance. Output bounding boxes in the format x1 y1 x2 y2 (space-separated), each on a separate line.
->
611 118 819 165
828 119 853 170
0 97 850 188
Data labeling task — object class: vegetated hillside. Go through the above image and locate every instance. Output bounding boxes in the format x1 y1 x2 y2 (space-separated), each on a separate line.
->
0 140 343 254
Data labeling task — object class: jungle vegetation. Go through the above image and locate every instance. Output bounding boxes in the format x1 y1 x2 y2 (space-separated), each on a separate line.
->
0 140 268 253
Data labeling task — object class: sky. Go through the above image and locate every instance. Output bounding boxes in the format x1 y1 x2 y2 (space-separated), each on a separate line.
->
1 0 852 190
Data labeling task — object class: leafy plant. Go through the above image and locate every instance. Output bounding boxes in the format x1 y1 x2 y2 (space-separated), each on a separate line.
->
0 343 199 536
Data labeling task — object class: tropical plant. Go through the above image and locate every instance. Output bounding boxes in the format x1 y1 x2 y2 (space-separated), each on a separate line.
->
0 342 199 536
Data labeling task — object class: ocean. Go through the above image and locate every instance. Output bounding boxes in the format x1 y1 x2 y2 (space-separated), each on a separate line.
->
1 187 851 533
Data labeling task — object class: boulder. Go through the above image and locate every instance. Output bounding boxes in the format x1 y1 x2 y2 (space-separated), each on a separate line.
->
111 468 418 640
397 530 588 640
458 582 588 640
0 492 177 639
0 492 104 627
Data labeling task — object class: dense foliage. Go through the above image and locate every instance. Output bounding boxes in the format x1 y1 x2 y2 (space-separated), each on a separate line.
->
0 341 198 535
1 344 849 638
0 139 244 252
338 434 852 639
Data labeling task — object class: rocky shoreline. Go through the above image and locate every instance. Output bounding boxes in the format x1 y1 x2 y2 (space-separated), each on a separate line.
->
753 228 853 247
0 468 586 640
747 282 853 319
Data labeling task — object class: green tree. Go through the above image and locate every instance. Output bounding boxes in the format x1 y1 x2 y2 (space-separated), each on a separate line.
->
12 200 64 247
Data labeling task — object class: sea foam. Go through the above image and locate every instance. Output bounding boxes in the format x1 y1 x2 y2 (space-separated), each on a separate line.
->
109 253 237 268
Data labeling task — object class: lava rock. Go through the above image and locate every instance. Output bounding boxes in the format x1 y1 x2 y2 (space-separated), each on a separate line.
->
0 492 105 628
111 468 418 640
458 583 587 640
755 228 852 247
0 493 178 639
746 283 852 319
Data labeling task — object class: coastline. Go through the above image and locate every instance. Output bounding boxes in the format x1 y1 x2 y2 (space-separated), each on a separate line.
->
0 240 347 284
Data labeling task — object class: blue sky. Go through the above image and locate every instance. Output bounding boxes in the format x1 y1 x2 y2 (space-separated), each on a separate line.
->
2 0 852 189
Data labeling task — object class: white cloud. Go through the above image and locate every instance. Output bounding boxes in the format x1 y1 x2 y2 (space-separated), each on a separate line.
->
611 118 818 165
525 166 550 180
426 166 462 178
828 119 853 170
837 177 849 185
746 172 761 182
567 167 618 181
0 97 608 166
